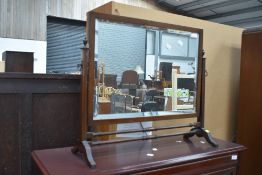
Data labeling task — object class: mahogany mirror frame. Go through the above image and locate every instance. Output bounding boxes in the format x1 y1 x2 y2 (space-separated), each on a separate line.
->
82 11 204 137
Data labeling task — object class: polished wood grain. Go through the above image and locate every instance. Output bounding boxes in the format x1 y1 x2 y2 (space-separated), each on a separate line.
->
199 56 206 126
237 29 262 175
87 12 96 132
0 72 80 79
0 94 20 175
80 47 88 140
32 136 245 175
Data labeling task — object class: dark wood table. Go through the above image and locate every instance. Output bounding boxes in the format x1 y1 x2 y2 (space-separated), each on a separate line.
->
32 136 245 175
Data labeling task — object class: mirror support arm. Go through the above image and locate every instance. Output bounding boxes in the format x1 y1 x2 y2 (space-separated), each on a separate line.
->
71 141 96 169
198 49 206 127
72 39 97 169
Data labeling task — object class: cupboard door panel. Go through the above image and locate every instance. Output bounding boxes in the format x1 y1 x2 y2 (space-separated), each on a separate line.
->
135 155 238 175
203 167 236 175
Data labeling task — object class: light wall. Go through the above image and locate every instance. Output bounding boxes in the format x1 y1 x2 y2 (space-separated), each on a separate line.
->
0 61 4 72
95 2 244 141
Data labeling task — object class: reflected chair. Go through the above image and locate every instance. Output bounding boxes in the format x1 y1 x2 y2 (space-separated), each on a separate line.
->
139 89 161 112
159 62 173 81
141 101 159 112
135 89 147 106
125 95 134 113
120 70 139 87
119 70 139 96
145 89 160 102
113 94 126 113
100 74 117 89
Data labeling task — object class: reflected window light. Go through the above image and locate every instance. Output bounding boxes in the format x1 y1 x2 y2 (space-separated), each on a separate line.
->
190 33 198 38
177 40 183 47
166 43 172 50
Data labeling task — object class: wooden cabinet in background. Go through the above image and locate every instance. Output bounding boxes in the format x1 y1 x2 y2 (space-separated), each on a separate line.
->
0 73 81 175
237 29 262 175
2 51 34 73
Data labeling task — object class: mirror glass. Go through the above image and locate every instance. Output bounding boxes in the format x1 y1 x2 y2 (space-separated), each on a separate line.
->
94 18 199 120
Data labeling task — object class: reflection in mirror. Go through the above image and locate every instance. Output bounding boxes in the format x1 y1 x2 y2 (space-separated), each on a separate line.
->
94 19 199 119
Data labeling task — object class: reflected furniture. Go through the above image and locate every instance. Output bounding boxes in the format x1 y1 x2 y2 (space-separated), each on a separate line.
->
159 62 172 81
33 136 245 175
102 74 117 89
141 89 161 111
120 70 139 88
144 80 163 89
119 70 139 96
111 93 138 113
144 89 160 101
141 101 159 112
98 101 111 114
237 29 262 175
172 69 195 110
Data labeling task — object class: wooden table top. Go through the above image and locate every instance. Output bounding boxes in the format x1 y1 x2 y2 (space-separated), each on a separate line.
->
32 136 245 175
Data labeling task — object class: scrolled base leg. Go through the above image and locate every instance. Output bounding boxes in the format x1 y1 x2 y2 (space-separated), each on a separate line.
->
72 140 96 168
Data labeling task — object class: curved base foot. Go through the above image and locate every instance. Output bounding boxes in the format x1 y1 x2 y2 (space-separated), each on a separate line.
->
183 127 218 147
72 141 96 168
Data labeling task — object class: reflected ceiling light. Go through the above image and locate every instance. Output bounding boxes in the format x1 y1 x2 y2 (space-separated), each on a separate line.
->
190 33 198 38
134 65 144 74
167 29 177 33
177 40 183 47
166 43 172 50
